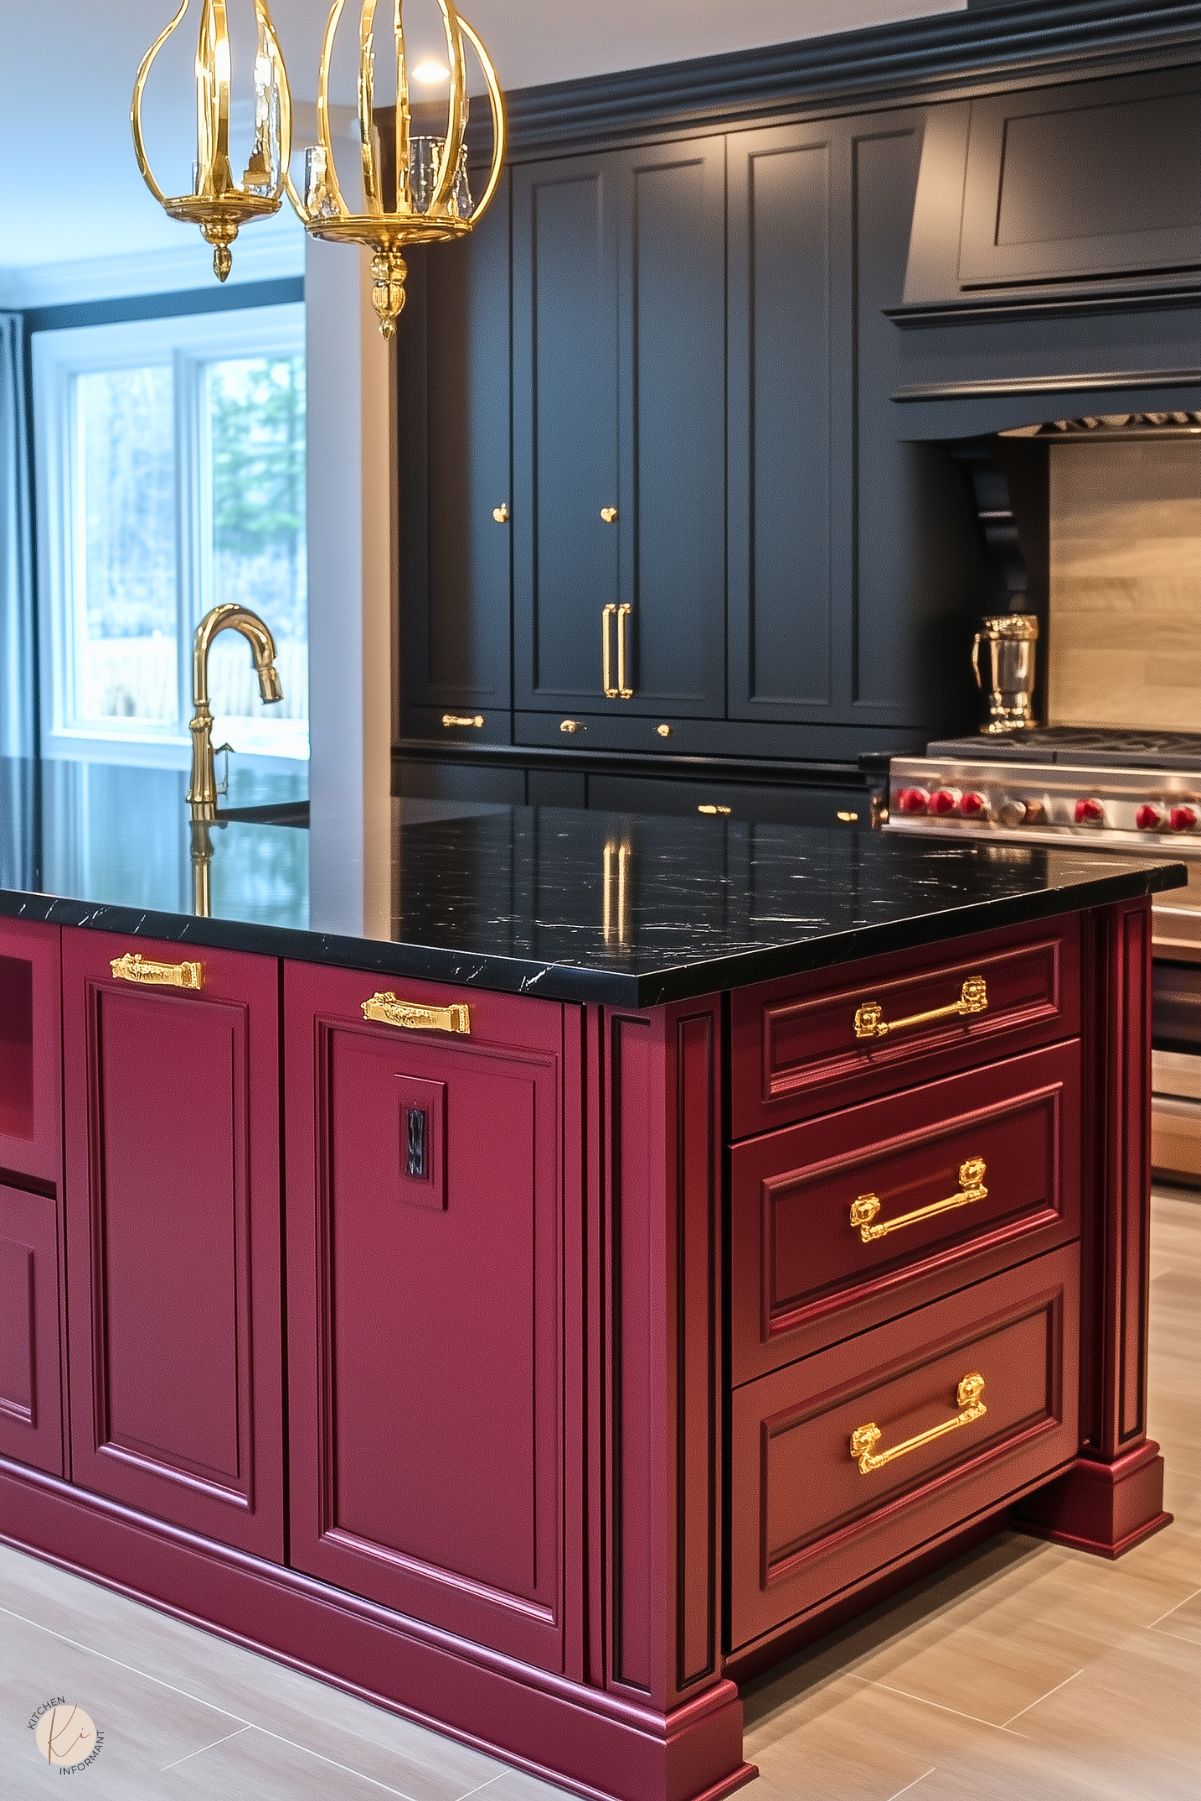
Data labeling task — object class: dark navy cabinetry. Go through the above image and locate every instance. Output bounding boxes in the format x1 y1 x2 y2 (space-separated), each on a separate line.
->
395 26 1198 821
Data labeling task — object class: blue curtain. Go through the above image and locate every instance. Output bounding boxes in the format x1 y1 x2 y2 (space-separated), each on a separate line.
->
0 312 34 758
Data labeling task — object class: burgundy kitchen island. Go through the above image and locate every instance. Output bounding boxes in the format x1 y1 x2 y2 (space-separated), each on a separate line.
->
0 758 1187 1801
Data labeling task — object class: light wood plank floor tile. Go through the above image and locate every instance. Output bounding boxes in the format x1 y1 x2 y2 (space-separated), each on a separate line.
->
0 1546 506 1801
0 1608 239 1799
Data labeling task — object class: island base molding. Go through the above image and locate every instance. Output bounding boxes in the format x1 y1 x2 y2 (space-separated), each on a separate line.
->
1014 1442 1171 1559
0 1460 757 1801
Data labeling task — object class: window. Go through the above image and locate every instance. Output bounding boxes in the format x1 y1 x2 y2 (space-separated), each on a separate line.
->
33 304 307 763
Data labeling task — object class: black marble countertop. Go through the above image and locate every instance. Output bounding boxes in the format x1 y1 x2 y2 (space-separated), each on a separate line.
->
0 756 1186 1006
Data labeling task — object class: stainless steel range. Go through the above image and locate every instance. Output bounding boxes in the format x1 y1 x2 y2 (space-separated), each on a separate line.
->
887 728 1201 1186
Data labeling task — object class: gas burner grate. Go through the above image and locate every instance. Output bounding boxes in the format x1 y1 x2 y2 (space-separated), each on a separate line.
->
927 729 1201 773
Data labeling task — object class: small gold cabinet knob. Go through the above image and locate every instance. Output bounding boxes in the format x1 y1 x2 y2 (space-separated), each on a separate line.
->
560 719 585 734
656 724 672 739
600 506 618 524
492 504 510 524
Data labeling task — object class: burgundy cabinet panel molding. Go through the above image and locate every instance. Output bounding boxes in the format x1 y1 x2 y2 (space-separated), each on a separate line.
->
62 931 283 1558
731 914 1081 1138
284 966 568 1671
730 1039 1082 1379
0 1182 64 1475
730 1245 1080 1655
0 919 62 1188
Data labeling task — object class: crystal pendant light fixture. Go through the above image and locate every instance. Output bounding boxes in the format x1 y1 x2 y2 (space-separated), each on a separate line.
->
131 1 506 337
132 0 293 282
289 1 507 337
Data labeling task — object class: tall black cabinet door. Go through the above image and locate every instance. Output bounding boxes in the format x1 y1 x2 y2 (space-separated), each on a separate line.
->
727 121 838 724
835 110 970 729
614 136 727 718
398 173 512 737
512 155 621 714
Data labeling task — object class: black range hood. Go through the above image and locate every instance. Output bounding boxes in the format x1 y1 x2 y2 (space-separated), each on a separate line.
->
888 56 1201 440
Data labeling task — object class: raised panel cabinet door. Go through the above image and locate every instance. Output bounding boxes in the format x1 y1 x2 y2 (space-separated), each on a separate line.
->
285 966 565 1669
836 109 972 731
0 918 62 1188
0 1182 64 1475
513 154 621 713
63 930 283 1558
614 135 727 718
727 120 836 722
958 67 1201 289
398 172 513 734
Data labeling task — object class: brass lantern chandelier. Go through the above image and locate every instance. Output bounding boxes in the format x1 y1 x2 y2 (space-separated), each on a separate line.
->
131 1 507 337
132 1 293 282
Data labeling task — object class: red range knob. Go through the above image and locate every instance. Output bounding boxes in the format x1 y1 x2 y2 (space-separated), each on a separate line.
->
1135 803 1164 832
896 787 930 816
1169 804 1199 833
929 788 962 817
960 791 990 819
1074 797 1106 825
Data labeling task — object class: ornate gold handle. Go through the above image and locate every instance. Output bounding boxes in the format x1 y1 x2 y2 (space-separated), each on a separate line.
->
441 714 485 730
110 952 204 991
850 1157 989 1244
602 604 619 698
656 723 672 738
492 504 510 524
837 810 860 824
853 976 988 1042
616 603 634 699
850 1373 988 1476
600 506 619 524
362 994 472 1036
697 804 732 817
560 719 585 734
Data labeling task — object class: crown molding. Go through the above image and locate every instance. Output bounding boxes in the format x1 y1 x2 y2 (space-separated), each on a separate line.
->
0 220 304 312
492 0 1201 155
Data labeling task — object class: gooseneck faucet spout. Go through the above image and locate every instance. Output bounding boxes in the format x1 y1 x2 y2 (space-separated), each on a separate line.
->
188 603 283 818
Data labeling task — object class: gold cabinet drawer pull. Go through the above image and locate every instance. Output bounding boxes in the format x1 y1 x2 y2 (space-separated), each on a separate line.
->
560 719 585 734
492 504 510 524
850 1373 988 1476
850 1157 988 1244
442 714 485 730
616 603 634 700
837 810 860 824
697 804 732 817
362 993 472 1036
600 505 618 524
602 604 619 699
110 952 204 991
853 976 988 1042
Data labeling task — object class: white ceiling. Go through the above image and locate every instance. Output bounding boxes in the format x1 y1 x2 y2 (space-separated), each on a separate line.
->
0 1 966 287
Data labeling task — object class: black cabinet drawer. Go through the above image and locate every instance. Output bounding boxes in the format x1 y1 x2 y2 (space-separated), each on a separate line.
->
586 772 868 828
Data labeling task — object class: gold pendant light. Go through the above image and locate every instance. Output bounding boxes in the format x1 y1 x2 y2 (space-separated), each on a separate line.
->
131 1 506 336
132 0 293 282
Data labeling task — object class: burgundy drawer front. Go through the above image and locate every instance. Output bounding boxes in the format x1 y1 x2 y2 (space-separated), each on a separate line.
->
730 1246 1080 1653
731 1041 1081 1382
63 930 284 1559
0 919 62 1187
731 916 1081 1138
0 1182 64 1475
284 961 566 1671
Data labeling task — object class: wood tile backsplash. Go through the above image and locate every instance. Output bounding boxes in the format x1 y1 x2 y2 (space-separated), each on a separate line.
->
1048 440 1201 730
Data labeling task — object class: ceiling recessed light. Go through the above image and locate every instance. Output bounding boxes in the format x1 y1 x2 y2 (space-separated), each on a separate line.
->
412 60 450 85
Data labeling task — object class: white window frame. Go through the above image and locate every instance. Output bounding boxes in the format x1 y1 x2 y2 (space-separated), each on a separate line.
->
32 302 307 766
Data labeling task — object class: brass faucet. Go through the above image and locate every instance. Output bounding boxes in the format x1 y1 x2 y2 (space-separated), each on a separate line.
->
188 603 283 819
